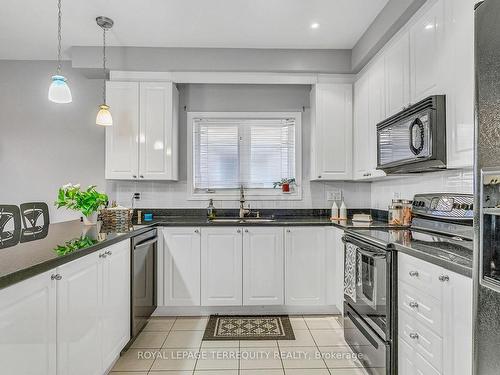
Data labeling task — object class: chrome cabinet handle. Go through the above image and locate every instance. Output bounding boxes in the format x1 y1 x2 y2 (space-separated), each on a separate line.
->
244 229 249 233
194 229 199 233
409 301 419 309
318 175 322 179
439 275 449 282
286 229 291 233
105 250 112 256
140 175 144 178
237 229 241 233
99 253 107 258
409 332 419 340
132 175 137 179
51 274 62 281
409 271 419 277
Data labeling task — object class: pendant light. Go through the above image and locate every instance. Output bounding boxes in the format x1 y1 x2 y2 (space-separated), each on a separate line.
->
95 16 114 126
48 0 72 103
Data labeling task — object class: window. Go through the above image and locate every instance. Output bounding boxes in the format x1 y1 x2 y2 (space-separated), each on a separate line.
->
188 112 302 200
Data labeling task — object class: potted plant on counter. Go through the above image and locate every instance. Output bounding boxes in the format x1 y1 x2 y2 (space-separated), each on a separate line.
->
273 178 296 193
55 184 108 225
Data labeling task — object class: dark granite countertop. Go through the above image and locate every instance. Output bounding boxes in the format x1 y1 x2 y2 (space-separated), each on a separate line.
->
0 220 154 290
344 228 473 277
0 210 400 290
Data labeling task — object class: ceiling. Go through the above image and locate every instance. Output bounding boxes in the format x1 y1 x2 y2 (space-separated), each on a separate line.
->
0 0 389 60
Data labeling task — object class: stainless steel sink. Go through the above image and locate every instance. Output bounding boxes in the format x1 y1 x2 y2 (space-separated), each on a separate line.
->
209 218 276 223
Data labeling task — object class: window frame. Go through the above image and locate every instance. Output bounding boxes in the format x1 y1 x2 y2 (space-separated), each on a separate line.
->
187 111 302 201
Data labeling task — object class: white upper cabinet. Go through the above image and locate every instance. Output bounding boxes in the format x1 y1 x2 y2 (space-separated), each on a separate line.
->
385 32 411 117
443 0 474 168
139 82 179 180
353 74 370 180
201 227 243 306
162 227 201 306
310 83 353 180
105 81 140 179
243 227 284 305
353 60 386 180
106 81 179 180
0 271 57 375
409 0 445 103
285 227 326 305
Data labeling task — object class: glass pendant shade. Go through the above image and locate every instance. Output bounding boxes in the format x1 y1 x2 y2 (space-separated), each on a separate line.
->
48 75 72 104
96 104 113 126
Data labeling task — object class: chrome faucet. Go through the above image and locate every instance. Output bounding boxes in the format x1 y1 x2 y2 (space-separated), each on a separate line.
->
239 185 250 218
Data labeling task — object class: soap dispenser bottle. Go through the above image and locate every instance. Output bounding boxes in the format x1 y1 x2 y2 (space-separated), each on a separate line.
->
207 199 217 220
340 200 348 221
330 201 339 220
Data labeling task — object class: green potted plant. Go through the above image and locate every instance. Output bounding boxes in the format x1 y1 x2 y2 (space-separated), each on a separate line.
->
55 184 108 225
273 178 296 193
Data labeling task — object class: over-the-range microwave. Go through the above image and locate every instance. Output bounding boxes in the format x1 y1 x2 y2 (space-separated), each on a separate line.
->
376 95 446 174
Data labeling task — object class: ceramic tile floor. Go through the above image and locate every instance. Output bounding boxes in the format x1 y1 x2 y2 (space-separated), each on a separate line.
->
111 315 379 375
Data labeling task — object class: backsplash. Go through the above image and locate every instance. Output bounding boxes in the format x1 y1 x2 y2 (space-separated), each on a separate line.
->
370 169 474 210
106 180 371 210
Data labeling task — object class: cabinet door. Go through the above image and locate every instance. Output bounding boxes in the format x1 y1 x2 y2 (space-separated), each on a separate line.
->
285 227 326 305
163 227 201 306
444 0 474 168
326 227 344 312
243 227 284 305
57 253 102 375
105 81 140 180
139 82 179 180
201 228 243 306
353 74 371 180
0 271 56 375
310 83 353 180
410 0 445 102
367 59 387 178
385 32 411 117
101 241 131 371
441 269 472 375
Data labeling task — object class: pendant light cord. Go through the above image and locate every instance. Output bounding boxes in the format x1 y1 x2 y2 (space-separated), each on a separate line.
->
57 0 62 74
103 27 107 105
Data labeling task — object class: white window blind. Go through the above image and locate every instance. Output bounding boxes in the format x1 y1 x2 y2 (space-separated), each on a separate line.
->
193 117 296 191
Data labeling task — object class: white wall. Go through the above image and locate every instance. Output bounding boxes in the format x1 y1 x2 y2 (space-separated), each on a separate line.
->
108 83 371 210
0 60 105 223
370 169 473 209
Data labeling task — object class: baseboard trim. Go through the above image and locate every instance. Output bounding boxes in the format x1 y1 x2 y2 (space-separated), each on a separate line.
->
153 305 341 316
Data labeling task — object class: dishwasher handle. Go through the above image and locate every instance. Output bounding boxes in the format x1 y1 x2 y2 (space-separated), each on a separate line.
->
133 237 158 250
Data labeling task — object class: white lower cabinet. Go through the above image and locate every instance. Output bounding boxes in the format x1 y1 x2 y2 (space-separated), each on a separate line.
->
285 227 326 305
201 227 243 306
101 242 131 370
57 252 102 375
0 270 57 375
0 240 131 375
243 227 284 305
397 252 472 375
327 227 345 313
162 227 201 306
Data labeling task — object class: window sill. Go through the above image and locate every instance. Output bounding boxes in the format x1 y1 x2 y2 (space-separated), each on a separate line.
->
188 189 303 201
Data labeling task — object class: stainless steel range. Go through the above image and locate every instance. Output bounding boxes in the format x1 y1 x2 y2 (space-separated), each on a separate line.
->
343 193 474 375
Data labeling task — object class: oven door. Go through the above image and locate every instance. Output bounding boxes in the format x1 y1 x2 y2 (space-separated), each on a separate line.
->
344 237 390 340
344 303 388 375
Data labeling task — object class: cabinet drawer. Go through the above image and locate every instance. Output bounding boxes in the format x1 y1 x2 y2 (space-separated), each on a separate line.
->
399 280 442 335
398 253 443 298
399 309 443 372
399 336 441 375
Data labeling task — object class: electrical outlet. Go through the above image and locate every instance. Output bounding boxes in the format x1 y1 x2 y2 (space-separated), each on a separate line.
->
393 192 401 199
327 190 342 201
133 192 141 200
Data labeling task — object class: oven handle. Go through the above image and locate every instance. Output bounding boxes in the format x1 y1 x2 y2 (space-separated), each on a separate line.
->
343 236 387 259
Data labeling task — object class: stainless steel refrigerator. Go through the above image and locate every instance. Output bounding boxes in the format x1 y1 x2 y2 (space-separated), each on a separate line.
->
474 1 500 374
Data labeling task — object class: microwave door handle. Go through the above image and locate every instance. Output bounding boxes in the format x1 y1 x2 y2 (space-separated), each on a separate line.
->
409 118 425 156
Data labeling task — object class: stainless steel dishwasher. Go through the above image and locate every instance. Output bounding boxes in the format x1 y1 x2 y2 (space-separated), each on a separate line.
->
131 229 157 339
